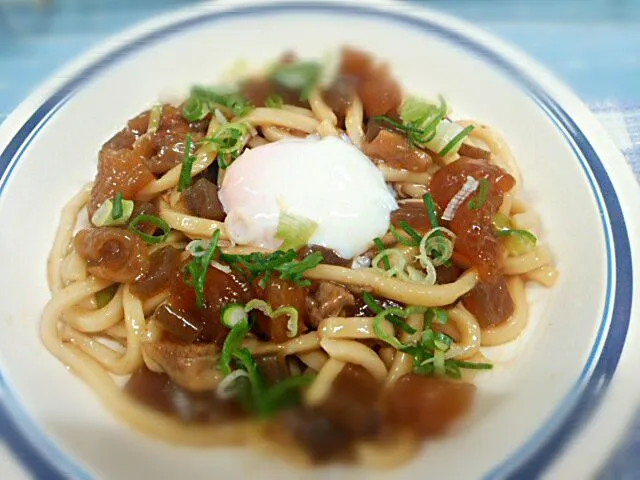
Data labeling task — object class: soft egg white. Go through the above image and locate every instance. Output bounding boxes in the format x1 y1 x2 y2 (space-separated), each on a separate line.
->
219 136 397 258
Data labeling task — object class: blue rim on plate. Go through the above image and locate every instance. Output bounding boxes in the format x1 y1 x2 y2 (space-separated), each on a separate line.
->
0 3 633 479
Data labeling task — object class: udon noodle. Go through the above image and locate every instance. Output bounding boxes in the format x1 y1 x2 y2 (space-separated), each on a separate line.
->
42 48 557 466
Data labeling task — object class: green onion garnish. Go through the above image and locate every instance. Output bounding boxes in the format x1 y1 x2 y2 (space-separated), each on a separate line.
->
275 212 318 251
182 87 253 122
422 193 440 230
399 221 422 245
362 292 416 335
147 104 163 134
373 237 390 270
389 224 418 247
468 178 489 210
128 214 171 245
265 94 284 109
178 133 196 192
95 284 118 308
219 314 251 375
496 228 537 256
201 122 250 170
221 303 249 329
448 359 493 370
269 61 322 101
245 299 299 338
439 124 474 157
112 192 124 220
91 195 134 227
373 306 426 349
219 249 322 289
183 229 221 309
424 307 448 327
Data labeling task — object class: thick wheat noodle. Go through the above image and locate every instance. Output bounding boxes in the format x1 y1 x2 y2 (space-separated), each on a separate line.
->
503 246 552 275
244 332 321 356
481 276 529 345
297 350 328 371
316 118 340 137
63 285 123 333
240 107 320 132
247 135 268 148
319 338 387 382
60 250 89 286
377 165 433 184
510 197 528 214
281 105 315 117
345 95 365 148
511 211 540 230
48 183 92 292
385 313 425 388
305 358 345 406
524 264 559 287
379 347 396 369
304 265 478 307
309 87 337 125
261 125 299 142
318 316 393 340
60 285 145 375
158 200 226 239
458 120 521 187
444 303 482 359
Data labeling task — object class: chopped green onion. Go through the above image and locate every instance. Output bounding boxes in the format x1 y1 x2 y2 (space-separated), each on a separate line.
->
182 86 253 122
373 306 426 349
398 96 448 147
275 212 318 251
425 307 448 327
362 292 416 334
468 178 489 210
399 221 423 245
434 331 453 351
183 229 221 308
422 194 439 230
245 299 299 338
147 104 163 134
448 359 494 370
95 284 118 308
259 374 315 415
496 229 537 256
389 225 418 247
219 323 251 376
270 61 322 101
265 94 284 109
433 349 445 376
420 231 454 267
91 196 134 227
112 192 124 220
493 212 512 232
438 124 474 157
178 133 196 192
128 214 171 245
218 249 321 289
202 122 250 169
373 237 390 270
221 303 249 328
372 248 406 278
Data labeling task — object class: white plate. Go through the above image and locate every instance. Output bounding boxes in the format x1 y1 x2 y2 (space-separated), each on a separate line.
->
0 0 638 478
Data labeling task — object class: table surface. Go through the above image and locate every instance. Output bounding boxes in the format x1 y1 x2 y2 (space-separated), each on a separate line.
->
1 0 639 478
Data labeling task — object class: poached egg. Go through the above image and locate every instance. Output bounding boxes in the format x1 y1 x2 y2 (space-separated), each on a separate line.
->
219 136 397 259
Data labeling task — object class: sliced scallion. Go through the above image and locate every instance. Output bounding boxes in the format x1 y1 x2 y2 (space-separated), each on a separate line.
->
112 192 124 220
147 104 163 134
129 214 171 245
221 303 249 328
265 94 284 109
496 229 537 256
95 284 118 308
438 124 474 157
244 299 299 338
373 237 390 270
468 178 489 210
178 133 196 192
91 195 134 227
275 212 318 251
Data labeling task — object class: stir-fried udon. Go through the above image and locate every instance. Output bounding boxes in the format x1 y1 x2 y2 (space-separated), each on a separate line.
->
43 48 557 467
